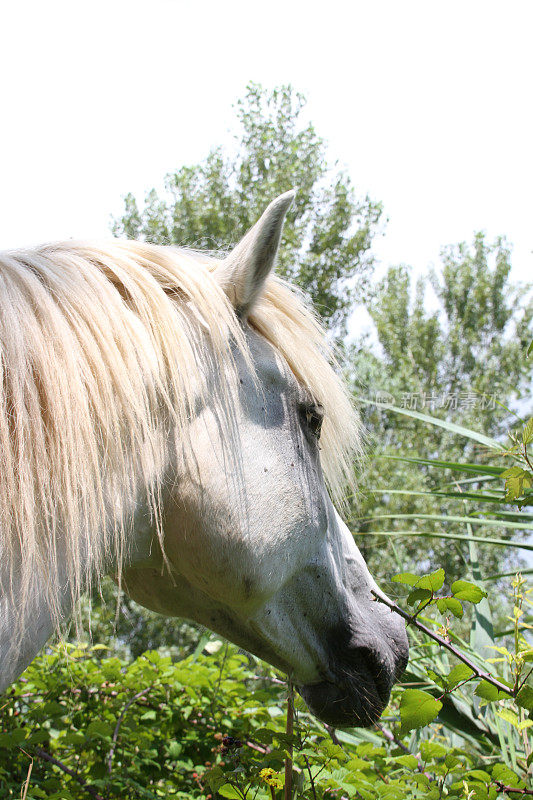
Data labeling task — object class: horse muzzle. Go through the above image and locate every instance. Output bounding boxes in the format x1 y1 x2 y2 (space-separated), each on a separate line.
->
299 630 409 728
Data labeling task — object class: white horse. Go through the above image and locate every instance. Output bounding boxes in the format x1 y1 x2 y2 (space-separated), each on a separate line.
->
0 191 407 727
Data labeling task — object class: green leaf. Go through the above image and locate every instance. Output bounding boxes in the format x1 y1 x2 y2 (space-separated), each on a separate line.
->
392 568 444 592
444 753 461 768
495 708 532 730
516 685 533 712
501 467 533 501
358 530 533 552
392 572 419 587
393 754 418 770
86 720 112 738
218 785 244 799
416 568 445 592
474 680 511 701
501 466 528 478
446 664 474 688
364 512 533 530
436 597 464 618
380 453 506 476
464 769 491 782
523 418 533 445
167 741 182 758
492 763 522 785
407 588 433 606
399 689 442 733
357 399 506 451
451 580 487 603
528 339 533 357
420 741 447 760
204 767 226 792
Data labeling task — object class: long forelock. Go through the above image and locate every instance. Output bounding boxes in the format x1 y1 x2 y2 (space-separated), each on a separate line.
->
0 239 361 643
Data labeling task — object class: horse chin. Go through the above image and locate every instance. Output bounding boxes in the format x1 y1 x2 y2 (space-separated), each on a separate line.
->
298 674 391 729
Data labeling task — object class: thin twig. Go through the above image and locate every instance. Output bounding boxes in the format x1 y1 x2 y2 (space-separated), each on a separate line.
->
107 686 151 774
375 724 411 755
210 642 230 725
376 724 432 779
34 748 104 800
519 666 533 693
324 724 342 746
284 681 294 800
371 590 514 696
522 442 533 476
302 754 318 800
494 780 533 796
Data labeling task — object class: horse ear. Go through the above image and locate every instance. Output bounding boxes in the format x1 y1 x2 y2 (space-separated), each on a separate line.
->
215 190 295 317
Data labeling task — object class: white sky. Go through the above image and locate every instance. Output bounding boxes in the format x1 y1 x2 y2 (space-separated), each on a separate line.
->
1 0 532 288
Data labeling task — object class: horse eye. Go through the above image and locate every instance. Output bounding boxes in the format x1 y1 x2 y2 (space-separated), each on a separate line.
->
301 403 324 439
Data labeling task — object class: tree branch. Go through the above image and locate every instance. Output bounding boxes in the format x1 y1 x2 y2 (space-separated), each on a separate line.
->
34 748 104 800
376 724 432 779
371 590 514 697
107 686 151 774
494 780 533 796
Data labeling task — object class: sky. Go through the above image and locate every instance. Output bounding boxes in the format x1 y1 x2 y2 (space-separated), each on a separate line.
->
1 0 532 290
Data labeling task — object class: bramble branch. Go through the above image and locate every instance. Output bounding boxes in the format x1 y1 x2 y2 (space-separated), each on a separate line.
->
494 780 533 796
107 686 152 774
34 748 104 800
370 590 514 697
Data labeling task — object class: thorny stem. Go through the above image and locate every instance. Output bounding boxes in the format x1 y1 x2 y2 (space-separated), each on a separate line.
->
33 748 105 800
494 781 533 796
371 590 514 697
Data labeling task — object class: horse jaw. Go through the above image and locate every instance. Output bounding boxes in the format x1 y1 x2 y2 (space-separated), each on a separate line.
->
244 506 409 727
123 498 408 729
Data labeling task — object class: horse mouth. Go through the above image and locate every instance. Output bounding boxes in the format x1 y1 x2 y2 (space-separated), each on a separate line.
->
298 673 391 728
298 643 404 728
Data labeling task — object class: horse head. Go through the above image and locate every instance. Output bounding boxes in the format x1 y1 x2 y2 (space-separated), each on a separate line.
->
123 192 408 727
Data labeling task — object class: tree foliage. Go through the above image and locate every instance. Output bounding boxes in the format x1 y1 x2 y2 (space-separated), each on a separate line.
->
112 83 382 336
1 567 531 799
350 235 533 584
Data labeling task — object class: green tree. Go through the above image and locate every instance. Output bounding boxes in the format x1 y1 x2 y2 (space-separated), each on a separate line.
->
351 233 533 589
112 83 382 336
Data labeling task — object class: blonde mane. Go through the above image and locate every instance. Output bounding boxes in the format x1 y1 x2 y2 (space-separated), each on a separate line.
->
0 240 361 636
